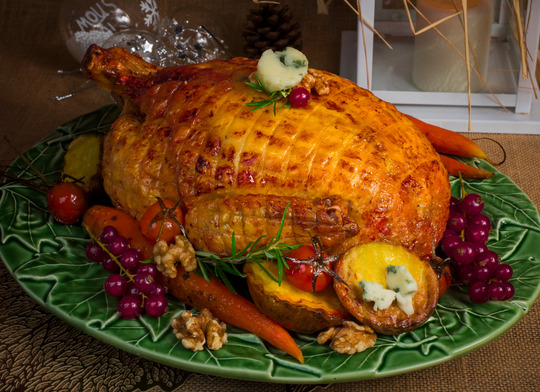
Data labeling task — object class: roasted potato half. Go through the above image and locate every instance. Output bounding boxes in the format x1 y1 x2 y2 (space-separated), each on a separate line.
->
334 242 439 335
62 134 104 196
244 260 351 334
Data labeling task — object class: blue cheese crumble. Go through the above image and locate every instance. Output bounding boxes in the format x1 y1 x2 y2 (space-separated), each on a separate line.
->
359 264 418 316
256 47 308 92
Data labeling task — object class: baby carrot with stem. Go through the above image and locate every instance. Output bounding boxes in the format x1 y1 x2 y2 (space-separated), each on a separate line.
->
405 114 490 162
439 155 494 179
163 266 304 363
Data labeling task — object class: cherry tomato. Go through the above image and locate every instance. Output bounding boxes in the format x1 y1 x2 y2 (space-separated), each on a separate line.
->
47 182 88 225
139 199 184 244
286 245 333 292
438 265 452 297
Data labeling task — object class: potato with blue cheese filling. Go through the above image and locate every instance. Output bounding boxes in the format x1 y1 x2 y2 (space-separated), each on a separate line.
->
334 242 439 335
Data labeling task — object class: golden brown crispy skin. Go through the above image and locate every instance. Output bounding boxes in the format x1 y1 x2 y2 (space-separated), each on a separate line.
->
82 45 450 258
183 193 358 256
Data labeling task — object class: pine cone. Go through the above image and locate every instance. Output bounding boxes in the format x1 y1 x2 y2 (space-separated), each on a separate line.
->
242 4 303 58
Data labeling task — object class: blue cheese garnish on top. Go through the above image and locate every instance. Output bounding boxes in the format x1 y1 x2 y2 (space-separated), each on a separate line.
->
359 280 396 311
359 264 418 316
256 47 308 92
386 264 418 316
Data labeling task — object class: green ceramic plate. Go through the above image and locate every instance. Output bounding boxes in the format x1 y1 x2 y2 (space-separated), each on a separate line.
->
1 105 539 383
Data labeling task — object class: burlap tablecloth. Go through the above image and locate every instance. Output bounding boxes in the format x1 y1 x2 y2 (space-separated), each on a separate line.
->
1 1 539 391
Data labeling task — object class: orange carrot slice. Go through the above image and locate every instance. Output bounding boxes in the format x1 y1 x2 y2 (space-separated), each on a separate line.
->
406 114 490 161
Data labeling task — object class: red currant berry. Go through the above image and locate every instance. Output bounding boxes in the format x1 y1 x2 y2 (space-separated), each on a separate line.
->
133 271 156 294
449 196 460 211
501 281 515 300
441 235 462 257
467 213 491 230
460 193 484 216
488 281 507 301
137 262 157 277
86 242 105 262
475 250 500 271
474 265 492 281
102 257 120 273
288 87 311 108
452 241 476 266
459 265 477 285
144 294 168 318
118 294 142 319
120 248 141 272
100 225 118 244
104 274 127 297
465 224 490 244
494 264 513 281
108 236 129 256
469 281 490 303
447 211 467 232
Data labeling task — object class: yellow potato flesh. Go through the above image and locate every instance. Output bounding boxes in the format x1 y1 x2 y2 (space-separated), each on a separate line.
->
341 242 429 292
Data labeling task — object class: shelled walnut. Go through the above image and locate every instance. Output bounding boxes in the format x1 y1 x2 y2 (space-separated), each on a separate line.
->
172 309 227 351
317 321 377 354
248 68 330 96
153 235 197 278
299 69 330 96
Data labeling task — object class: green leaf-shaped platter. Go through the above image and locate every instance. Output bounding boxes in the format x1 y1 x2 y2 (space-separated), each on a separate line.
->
1 105 539 383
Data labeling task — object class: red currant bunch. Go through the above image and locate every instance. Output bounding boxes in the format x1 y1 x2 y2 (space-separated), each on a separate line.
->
440 193 514 303
86 225 168 319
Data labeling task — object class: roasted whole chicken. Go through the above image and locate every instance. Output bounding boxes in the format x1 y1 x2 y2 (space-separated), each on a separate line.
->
82 45 451 259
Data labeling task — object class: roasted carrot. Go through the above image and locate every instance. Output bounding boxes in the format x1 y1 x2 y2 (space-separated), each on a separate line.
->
82 205 154 259
405 114 490 161
440 155 494 179
162 266 305 363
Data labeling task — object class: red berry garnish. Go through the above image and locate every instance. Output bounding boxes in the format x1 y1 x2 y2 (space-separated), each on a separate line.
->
288 87 311 108
460 193 484 215
86 242 105 262
144 294 168 318
469 281 490 303
118 294 142 319
447 211 467 232
104 274 127 297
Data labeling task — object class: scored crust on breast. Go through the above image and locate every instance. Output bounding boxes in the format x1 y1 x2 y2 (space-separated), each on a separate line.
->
82 45 451 258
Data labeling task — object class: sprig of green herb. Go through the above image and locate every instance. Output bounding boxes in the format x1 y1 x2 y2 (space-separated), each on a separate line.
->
245 75 292 116
195 202 300 293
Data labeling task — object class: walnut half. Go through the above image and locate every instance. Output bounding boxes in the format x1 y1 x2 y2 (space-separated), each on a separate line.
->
153 234 197 278
171 309 227 351
299 69 330 96
317 321 377 354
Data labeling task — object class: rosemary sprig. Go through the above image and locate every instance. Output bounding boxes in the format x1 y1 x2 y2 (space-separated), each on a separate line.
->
245 74 292 116
195 202 300 293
